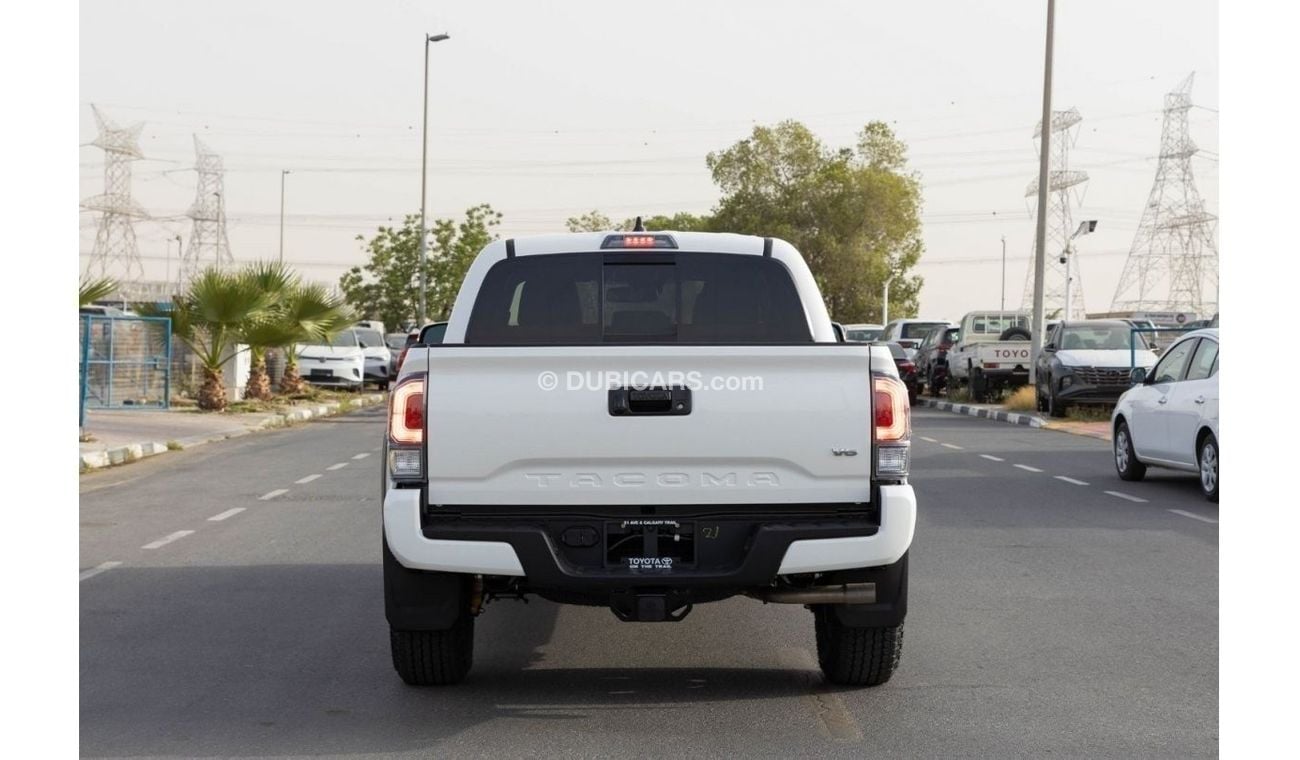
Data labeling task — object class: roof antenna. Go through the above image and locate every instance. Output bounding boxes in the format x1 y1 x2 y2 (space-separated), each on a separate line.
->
632 216 645 232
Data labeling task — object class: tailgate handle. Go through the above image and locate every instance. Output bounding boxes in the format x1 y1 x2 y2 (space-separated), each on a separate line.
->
609 386 692 416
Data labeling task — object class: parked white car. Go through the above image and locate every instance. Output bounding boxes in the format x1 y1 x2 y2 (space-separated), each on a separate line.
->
297 331 365 391
354 327 393 390
1111 329 1219 502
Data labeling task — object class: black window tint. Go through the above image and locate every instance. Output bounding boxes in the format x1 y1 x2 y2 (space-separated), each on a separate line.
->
902 322 947 339
1186 339 1218 381
1152 338 1198 383
466 253 811 344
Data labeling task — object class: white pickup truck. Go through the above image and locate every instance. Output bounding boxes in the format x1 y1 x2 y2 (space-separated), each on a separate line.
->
946 310 1034 402
382 230 916 687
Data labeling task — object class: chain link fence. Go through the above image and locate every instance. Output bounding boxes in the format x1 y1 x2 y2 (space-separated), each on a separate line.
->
79 315 172 426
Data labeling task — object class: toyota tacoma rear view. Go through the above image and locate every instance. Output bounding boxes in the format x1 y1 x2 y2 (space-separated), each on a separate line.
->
381 230 916 687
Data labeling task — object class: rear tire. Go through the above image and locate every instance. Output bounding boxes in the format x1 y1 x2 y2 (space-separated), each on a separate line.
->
1198 432 1218 503
999 326 1031 341
1114 419 1147 481
814 609 903 687
390 614 475 686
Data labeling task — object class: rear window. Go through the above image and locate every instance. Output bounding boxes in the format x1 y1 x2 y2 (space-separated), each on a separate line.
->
901 322 948 339
465 252 812 344
886 343 908 359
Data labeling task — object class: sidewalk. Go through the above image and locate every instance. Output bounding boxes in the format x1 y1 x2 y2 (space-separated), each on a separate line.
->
79 393 385 472
916 397 1113 441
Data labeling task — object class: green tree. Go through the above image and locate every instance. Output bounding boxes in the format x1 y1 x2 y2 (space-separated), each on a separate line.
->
79 277 117 307
237 262 298 400
565 210 616 233
276 284 354 395
618 212 713 232
427 204 503 320
706 120 924 323
342 205 502 327
142 268 274 411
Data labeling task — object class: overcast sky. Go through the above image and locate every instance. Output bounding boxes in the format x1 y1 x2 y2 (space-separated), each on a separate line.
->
79 0 1218 319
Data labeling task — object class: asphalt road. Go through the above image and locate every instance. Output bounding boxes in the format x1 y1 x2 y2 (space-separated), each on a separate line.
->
80 406 1217 759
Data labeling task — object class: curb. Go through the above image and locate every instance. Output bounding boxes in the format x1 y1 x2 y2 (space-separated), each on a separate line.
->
916 397 1044 428
79 394 386 473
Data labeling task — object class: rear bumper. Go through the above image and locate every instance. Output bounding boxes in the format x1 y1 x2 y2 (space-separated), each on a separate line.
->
381 484 916 583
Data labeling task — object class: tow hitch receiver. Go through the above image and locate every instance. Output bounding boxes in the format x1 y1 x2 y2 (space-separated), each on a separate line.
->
610 591 694 622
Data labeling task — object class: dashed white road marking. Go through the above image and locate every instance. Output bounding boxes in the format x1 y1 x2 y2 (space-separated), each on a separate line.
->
1014 464 1044 473
940 443 963 450
920 436 938 443
1105 490 1148 503
326 462 349 471
1055 476 1090 486
79 561 122 582
980 454 1005 462
352 453 370 460
1168 509 1217 524
142 530 195 550
208 508 246 522
295 474 321 484
259 488 290 500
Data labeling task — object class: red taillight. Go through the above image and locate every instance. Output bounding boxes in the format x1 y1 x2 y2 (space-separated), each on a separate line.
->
623 235 657 247
899 361 915 372
873 375 910 442
389 377 425 445
985 362 1000 369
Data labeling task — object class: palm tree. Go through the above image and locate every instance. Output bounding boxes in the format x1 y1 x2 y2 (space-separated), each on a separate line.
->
79 277 117 307
238 262 299 400
142 267 274 411
276 284 353 395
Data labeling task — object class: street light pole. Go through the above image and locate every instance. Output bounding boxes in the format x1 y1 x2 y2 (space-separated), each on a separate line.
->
1000 235 1007 312
418 32 451 325
279 170 289 264
1063 220 1098 321
1029 0 1056 385
172 234 182 293
882 275 895 325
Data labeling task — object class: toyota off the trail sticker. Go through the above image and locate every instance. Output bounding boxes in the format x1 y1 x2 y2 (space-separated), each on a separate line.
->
626 557 674 571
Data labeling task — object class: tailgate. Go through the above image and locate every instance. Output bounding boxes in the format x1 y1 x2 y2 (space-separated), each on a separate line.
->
421 345 874 506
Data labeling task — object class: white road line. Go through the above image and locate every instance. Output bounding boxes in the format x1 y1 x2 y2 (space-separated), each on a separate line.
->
1014 464 1044 473
326 462 349 471
940 442 963 450
352 452 371 460
1105 490 1148 503
920 436 938 443
79 561 122 582
1168 509 1218 524
142 530 195 550
979 454 1005 462
1055 475 1090 486
295 474 322 484
259 488 290 500
208 507 246 522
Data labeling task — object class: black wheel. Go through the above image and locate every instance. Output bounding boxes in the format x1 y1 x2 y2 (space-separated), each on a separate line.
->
1114 419 1147 481
379 380 390 392
390 616 474 686
999 326 1031 341
1047 383 1067 418
1198 432 1218 503
970 368 986 403
1035 383 1048 413
907 387 918 406
814 609 904 687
